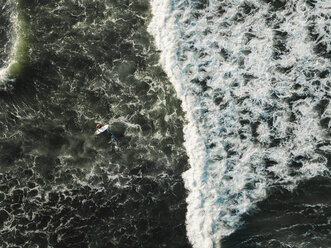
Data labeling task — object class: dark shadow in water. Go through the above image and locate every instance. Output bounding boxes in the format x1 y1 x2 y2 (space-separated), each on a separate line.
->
221 176 331 248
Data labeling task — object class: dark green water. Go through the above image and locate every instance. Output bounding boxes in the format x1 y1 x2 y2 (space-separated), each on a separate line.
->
0 0 191 247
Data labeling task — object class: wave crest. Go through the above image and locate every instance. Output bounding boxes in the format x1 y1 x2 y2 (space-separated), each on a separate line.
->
0 0 30 89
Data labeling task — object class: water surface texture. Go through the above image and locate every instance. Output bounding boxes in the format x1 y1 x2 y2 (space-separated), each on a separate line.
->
1 0 330 247
0 0 190 247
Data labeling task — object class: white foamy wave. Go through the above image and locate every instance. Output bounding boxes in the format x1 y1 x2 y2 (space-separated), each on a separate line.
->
0 0 19 89
149 0 330 247
0 68 9 84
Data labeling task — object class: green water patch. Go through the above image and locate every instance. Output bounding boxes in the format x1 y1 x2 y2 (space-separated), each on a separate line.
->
6 0 32 80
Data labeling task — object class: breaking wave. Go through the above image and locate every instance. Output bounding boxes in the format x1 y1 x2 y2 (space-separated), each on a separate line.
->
148 0 330 247
0 0 29 89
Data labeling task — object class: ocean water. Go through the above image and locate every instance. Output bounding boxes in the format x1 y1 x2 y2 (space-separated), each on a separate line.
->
0 0 330 248
0 0 190 247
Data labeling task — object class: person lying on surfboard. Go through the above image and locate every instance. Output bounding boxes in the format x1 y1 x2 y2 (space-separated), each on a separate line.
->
94 123 116 141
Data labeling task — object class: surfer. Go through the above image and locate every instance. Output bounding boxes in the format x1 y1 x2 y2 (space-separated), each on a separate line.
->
94 123 116 141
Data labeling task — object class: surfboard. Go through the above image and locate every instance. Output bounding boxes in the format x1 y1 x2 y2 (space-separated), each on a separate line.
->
94 124 109 135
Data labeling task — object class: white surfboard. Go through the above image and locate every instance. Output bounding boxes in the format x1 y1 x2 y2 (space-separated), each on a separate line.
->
94 125 109 135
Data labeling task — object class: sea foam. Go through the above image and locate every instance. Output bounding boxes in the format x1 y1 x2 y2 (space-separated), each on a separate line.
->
0 0 22 89
148 0 330 247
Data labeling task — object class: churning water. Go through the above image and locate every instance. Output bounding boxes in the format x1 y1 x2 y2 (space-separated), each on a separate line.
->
0 0 330 248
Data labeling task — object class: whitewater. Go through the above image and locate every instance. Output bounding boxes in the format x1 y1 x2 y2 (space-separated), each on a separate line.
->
148 0 330 247
0 0 16 84
0 0 28 89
